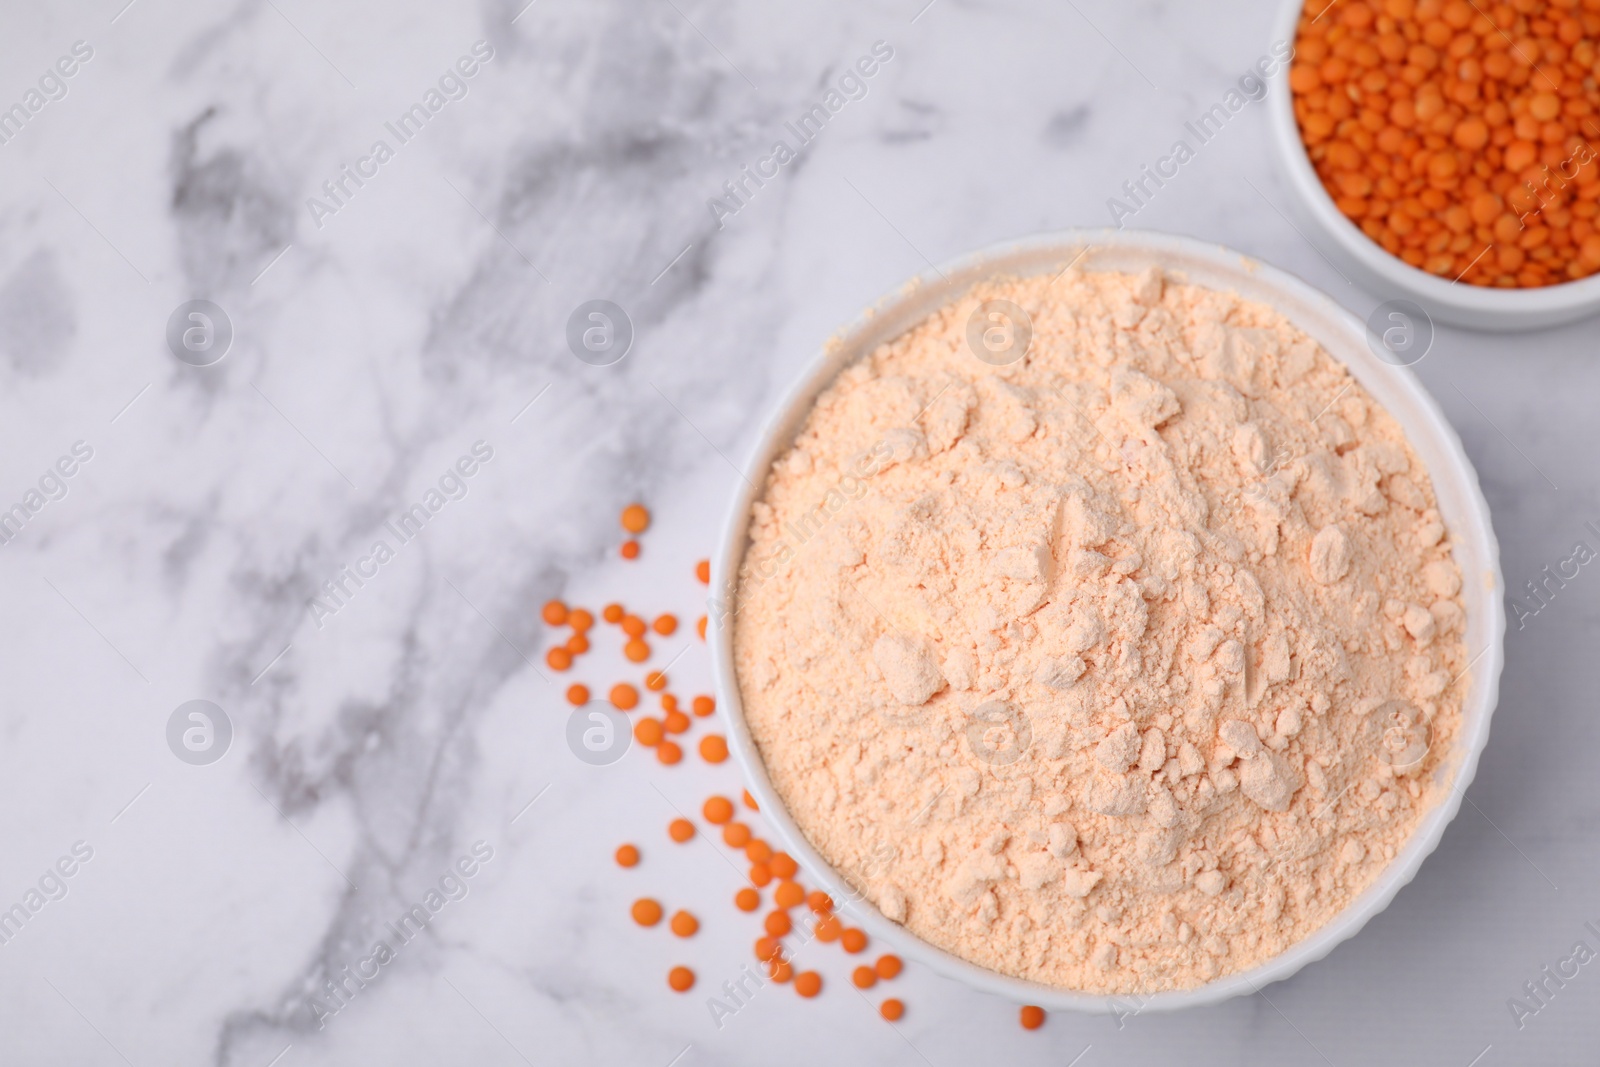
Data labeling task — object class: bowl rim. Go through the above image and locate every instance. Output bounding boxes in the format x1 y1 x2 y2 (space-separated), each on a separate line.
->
1265 0 1600 317
707 227 1505 1013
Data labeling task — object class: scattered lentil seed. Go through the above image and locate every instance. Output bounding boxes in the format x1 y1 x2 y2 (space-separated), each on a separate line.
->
621 504 650 534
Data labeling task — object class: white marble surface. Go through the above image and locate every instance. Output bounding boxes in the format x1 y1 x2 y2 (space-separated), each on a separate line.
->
0 0 1596 1064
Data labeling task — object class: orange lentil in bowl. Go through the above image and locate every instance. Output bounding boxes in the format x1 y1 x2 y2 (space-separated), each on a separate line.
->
1291 0 1600 288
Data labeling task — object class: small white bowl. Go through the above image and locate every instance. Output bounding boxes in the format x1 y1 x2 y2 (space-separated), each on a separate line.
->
1267 0 1600 332
709 229 1504 1013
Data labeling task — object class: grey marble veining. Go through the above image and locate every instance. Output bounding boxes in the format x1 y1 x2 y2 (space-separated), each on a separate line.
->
0 0 1595 1064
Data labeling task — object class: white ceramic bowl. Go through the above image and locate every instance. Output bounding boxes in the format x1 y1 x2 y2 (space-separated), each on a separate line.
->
1267 0 1600 332
709 229 1504 1013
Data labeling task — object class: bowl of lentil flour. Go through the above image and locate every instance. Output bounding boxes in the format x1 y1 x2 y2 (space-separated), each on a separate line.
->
709 229 1503 1010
